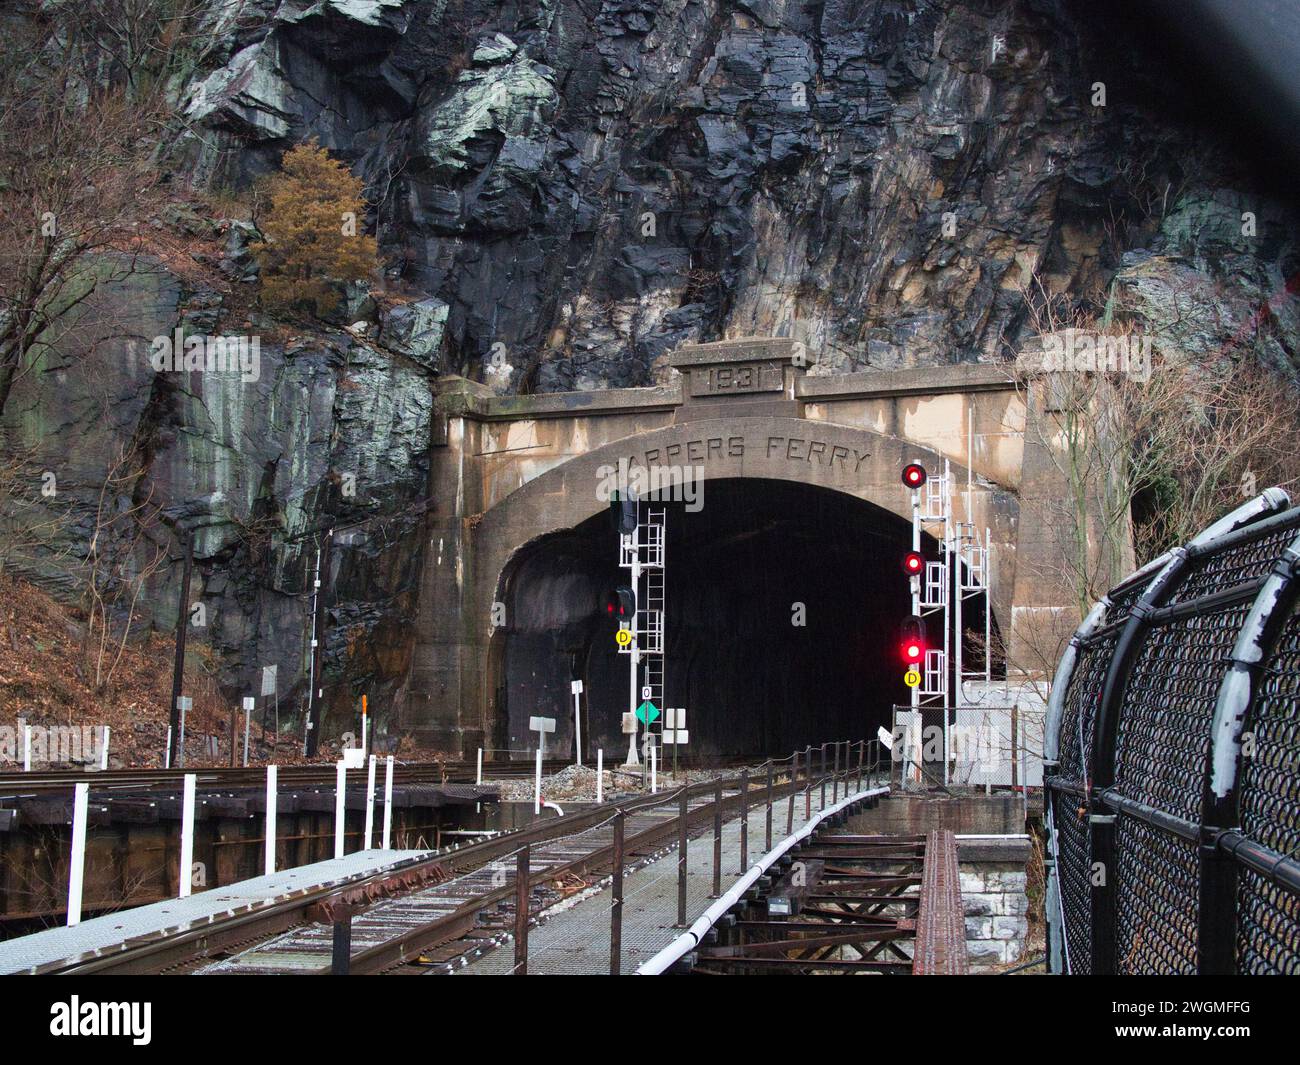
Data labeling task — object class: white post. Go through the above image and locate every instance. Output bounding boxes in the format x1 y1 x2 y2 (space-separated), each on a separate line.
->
534 746 543 815
985 528 993 684
177 696 190 768
364 754 377 850
476 747 483 785
99 725 110 770
164 726 172 769
943 458 952 786
596 748 603 804
23 723 31 771
334 760 347 859
67 782 89 926
242 697 254 767
650 742 657 794
360 696 368 757
572 680 583 767
381 755 394 849
178 773 196 898
264 765 277 875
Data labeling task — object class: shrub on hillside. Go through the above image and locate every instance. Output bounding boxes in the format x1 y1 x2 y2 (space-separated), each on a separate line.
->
254 140 379 317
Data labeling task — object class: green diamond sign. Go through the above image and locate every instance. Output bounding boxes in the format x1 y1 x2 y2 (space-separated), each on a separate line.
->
635 700 660 725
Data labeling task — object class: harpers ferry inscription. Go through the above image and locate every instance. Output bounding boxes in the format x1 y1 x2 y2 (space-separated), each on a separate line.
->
637 434 869 472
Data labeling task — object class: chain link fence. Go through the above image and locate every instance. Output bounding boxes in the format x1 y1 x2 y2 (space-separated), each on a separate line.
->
1045 489 1300 974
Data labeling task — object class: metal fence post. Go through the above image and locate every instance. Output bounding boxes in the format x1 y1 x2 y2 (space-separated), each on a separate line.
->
610 812 625 975
787 750 798 835
331 915 351 974
805 752 812 821
739 767 749 872
1199 534 1300 973
514 844 530 975
857 739 865 790
832 742 840 803
820 744 827 809
712 779 723 897
765 760 774 851
677 788 689 927
1090 554 1188 974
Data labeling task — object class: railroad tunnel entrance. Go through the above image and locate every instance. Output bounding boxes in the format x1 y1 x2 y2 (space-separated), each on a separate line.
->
492 478 994 762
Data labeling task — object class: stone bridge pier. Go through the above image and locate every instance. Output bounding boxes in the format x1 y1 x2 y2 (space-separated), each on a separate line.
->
401 338 1104 759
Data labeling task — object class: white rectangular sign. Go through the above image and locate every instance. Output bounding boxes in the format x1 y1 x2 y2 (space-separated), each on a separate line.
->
529 716 556 734
570 680 583 694
260 665 277 697
662 729 689 745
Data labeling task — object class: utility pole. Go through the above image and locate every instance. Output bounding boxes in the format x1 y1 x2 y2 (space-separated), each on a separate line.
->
167 530 193 769
305 528 333 758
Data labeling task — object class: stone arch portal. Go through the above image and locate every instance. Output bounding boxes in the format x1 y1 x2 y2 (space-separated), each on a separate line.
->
407 338 1073 757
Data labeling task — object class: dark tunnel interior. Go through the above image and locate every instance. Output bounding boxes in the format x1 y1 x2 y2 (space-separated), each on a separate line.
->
492 478 994 762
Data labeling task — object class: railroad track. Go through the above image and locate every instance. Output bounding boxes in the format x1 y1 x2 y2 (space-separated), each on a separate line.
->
0 758 568 799
35 758 856 975
0 753 769 797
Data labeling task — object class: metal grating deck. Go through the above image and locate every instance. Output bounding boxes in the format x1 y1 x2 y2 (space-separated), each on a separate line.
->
455 782 880 975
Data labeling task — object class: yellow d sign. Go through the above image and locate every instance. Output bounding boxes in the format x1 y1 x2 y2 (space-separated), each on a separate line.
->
615 629 633 648
904 669 921 688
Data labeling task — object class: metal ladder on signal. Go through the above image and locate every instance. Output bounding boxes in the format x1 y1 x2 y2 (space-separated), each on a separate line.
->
637 506 667 726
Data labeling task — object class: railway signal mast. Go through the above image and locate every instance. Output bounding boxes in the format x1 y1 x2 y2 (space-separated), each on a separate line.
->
613 489 667 769
901 458 992 784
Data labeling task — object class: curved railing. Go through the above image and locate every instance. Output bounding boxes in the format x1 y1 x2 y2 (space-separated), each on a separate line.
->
1045 489 1300 974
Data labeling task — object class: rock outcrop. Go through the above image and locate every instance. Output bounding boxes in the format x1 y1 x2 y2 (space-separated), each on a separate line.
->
2 0 1296 742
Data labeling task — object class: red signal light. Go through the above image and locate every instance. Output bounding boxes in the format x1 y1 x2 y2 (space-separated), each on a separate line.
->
605 586 636 618
900 615 926 665
901 463 927 489
903 551 924 575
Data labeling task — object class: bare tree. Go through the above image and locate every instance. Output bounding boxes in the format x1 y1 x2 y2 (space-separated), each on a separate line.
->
0 2 202 419
80 443 168 694
1009 271 1300 687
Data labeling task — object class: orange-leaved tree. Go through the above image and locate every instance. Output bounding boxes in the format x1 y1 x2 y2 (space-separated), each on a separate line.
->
254 140 379 316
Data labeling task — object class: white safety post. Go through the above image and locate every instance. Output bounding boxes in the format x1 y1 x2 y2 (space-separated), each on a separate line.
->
571 679 583 767
364 754 377 850
534 747 543 815
176 696 191 768
164 726 172 769
596 748 604 804
23 724 31 771
67 782 89 926
242 697 254 767
99 725 110 770
528 716 556 816
178 773 196 898
650 743 657 794
264 765 277 875
476 747 483 785
360 694 368 757
381 755 394 849
334 760 347 859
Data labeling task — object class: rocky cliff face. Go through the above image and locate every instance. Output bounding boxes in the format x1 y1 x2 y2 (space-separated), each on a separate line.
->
174 0 1299 383
3 0 1296 741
